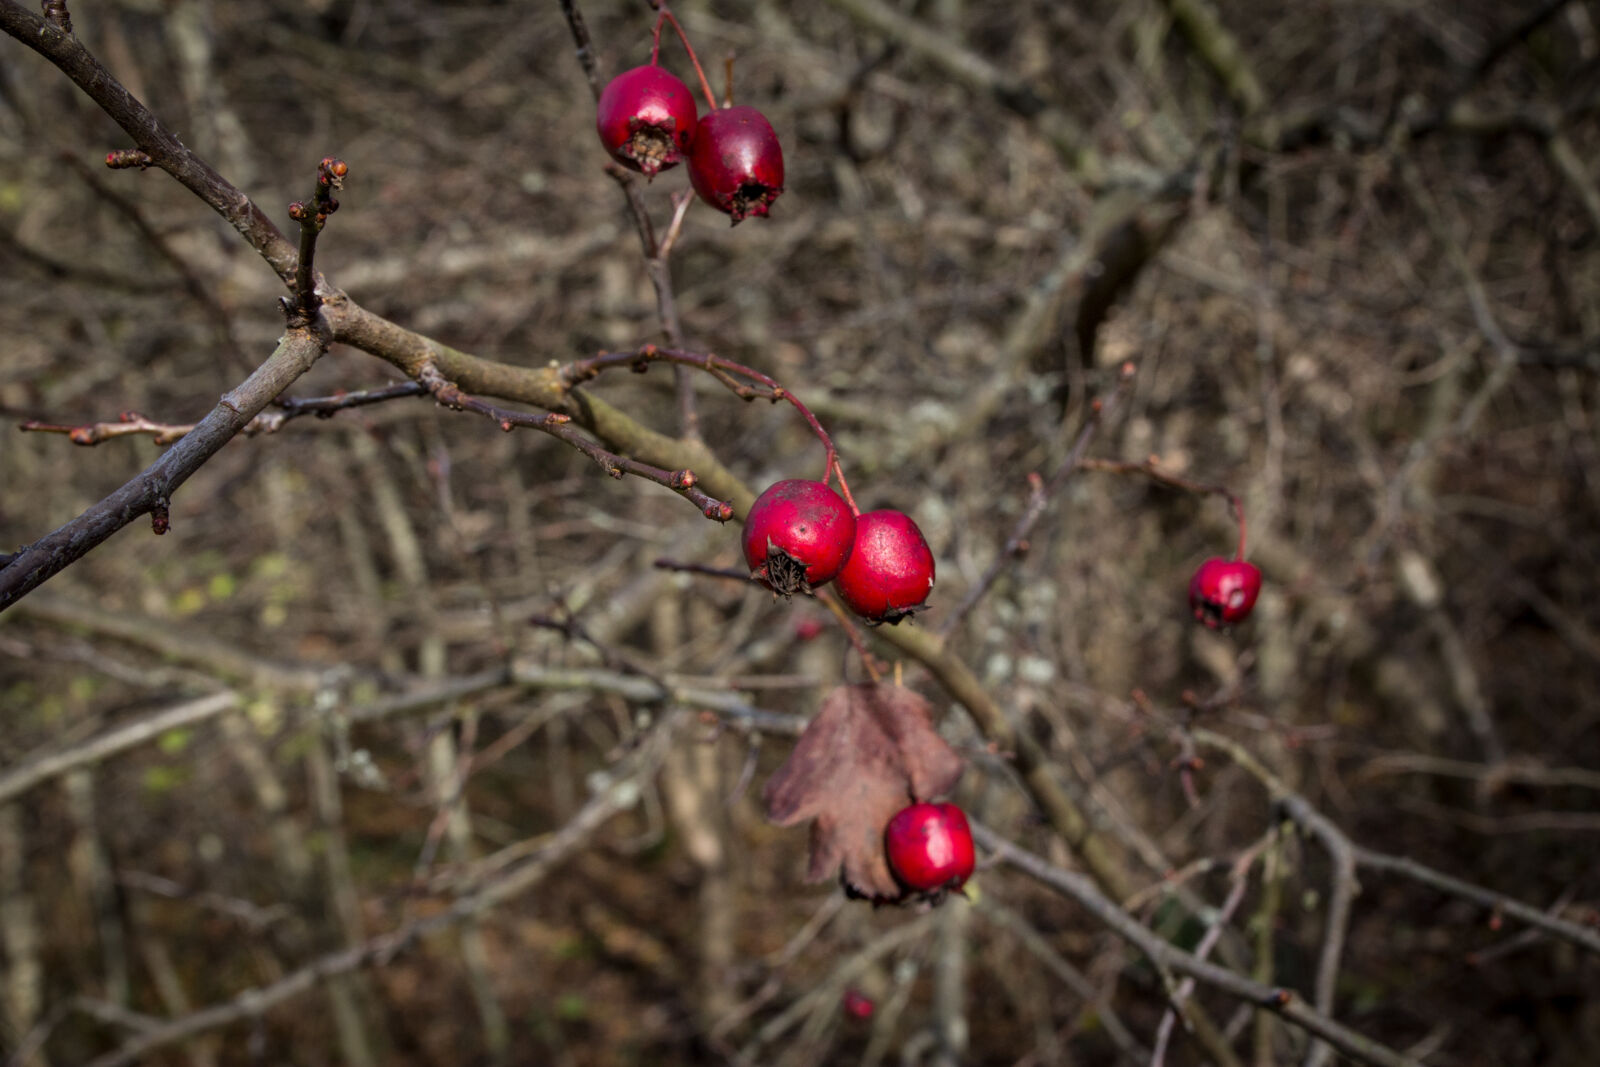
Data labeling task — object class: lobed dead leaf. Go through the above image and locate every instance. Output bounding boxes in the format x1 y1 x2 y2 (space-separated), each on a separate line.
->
762 682 965 901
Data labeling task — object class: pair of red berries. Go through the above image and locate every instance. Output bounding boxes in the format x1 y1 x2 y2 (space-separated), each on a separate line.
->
595 65 784 223
740 479 935 623
1188 557 1262 628
885 802 975 895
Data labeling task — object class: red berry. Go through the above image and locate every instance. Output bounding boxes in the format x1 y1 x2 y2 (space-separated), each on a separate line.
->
688 106 784 223
596 65 699 177
834 510 934 624
1188 558 1262 628
842 989 875 1020
793 616 827 642
885 802 975 894
742 479 857 596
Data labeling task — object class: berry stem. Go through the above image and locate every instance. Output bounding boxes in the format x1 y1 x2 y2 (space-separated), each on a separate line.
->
819 591 882 684
828 456 860 516
652 4 720 113
1075 456 1249 558
559 344 854 514
1231 493 1248 561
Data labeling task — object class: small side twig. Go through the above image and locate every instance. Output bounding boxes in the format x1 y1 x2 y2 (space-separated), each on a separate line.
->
1078 456 1248 558
19 382 429 446
1 329 327 610
1189 727 1600 957
285 157 346 325
938 361 1137 637
974 821 1421 1067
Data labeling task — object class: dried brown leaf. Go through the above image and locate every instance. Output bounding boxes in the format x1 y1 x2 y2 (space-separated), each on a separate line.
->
763 683 964 901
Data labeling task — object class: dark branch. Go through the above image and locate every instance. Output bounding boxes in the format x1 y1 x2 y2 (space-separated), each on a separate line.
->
0 329 327 611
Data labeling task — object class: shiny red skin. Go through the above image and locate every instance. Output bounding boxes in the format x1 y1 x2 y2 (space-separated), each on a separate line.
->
835 510 935 623
688 106 785 223
885 803 975 894
742 479 856 595
1188 558 1262 628
595 65 698 177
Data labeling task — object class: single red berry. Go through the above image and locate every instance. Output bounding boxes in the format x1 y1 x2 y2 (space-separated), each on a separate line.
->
596 65 699 177
793 616 827 642
688 106 784 223
742 479 857 597
885 802 975 895
842 989 875 1020
834 510 934 624
1188 558 1262 628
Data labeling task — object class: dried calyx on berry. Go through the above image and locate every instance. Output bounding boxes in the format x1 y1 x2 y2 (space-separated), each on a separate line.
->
835 510 935 624
1188 557 1262 628
596 65 699 177
689 106 785 223
742 479 856 597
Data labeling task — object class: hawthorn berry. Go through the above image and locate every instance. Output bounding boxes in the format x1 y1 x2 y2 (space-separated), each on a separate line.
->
885 802 975 895
743 479 856 596
595 65 699 177
688 106 784 223
1188 557 1262 629
834 510 935 624
842 989 875 1020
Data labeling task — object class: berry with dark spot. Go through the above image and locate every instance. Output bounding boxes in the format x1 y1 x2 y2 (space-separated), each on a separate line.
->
742 479 856 596
688 106 784 222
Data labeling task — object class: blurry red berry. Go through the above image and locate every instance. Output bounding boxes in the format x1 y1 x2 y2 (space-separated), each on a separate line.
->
1188 558 1262 628
688 106 784 223
742 479 856 596
793 616 827 642
842 989 875 1020
835 510 934 624
885 802 975 894
596 65 698 177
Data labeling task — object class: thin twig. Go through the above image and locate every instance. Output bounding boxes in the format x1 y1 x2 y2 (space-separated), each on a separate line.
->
286 157 346 325
1190 728 1600 956
938 361 1136 638
0 329 327 610
974 823 1421 1067
19 381 425 446
76 716 683 1067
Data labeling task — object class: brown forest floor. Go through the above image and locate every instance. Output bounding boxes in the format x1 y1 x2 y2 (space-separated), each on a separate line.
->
2 1 1599 1065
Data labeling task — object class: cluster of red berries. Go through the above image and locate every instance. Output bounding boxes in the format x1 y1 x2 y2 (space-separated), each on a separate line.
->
740 479 935 624
596 62 784 223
